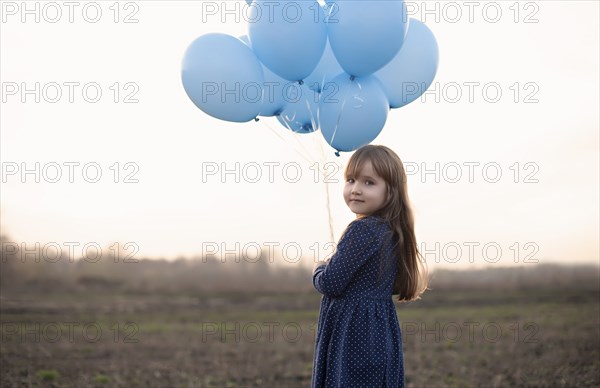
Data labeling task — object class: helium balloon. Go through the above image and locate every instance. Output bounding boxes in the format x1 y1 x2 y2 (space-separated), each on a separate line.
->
248 0 327 81
239 35 290 117
182 33 264 122
375 18 439 108
327 0 408 77
319 74 389 152
276 83 319 133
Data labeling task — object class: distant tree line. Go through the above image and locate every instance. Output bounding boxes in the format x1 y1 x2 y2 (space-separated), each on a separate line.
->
1 234 598 294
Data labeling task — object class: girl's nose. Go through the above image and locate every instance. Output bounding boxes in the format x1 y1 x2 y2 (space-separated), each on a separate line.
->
351 184 361 194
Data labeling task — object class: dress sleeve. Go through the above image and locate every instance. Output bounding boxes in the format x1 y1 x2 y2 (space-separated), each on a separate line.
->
312 220 378 297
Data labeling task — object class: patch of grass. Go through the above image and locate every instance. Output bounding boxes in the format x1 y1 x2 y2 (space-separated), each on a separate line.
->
93 374 111 384
37 369 59 382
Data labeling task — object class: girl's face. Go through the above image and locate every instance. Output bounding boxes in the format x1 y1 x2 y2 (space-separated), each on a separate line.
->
344 160 388 217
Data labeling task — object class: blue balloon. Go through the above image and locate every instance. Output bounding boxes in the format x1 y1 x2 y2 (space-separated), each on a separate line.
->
239 35 292 117
182 33 264 123
319 74 389 152
248 0 327 81
304 37 344 94
276 83 319 133
327 0 408 77
374 19 439 108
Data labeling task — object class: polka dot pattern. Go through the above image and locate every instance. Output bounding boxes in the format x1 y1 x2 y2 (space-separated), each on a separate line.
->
311 216 404 387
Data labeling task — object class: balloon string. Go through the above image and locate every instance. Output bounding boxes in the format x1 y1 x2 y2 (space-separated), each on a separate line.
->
305 97 320 143
263 95 337 249
259 119 313 165
275 95 321 162
283 117 319 162
302 87 336 246
291 129 320 164
305 94 336 245
317 134 336 245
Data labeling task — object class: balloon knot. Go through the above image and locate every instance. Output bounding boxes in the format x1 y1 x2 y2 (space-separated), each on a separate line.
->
254 117 260 122
298 80 304 85
350 75 356 81
334 151 340 157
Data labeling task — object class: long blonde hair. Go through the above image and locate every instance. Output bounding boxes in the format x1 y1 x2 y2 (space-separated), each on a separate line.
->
344 145 429 302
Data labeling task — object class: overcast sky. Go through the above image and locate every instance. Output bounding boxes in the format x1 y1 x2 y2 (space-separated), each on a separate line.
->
1 1 598 270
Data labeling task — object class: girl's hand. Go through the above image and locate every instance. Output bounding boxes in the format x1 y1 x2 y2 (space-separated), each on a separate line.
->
313 260 327 272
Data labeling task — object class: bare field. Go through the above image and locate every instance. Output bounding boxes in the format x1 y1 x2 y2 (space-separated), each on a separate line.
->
1 279 598 387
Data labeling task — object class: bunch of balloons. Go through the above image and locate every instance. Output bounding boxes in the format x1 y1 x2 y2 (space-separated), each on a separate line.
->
182 0 439 154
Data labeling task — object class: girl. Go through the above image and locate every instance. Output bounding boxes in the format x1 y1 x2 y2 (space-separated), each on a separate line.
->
311 144 429 388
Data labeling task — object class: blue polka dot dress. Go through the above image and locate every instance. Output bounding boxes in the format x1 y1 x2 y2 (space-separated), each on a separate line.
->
311 215 404 388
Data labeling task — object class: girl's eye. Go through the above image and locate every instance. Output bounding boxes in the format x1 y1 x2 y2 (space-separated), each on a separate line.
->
365 180 374 185
346 178 354 183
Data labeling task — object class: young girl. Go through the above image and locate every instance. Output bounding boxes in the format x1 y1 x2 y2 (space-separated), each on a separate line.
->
311 144 428 388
